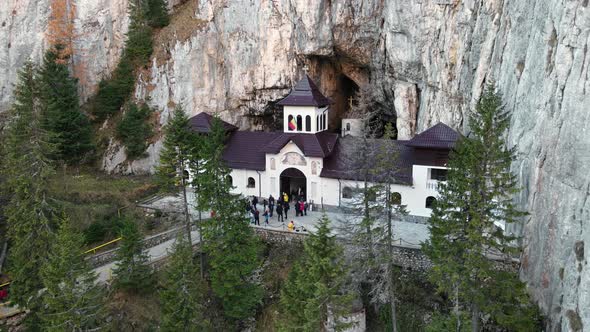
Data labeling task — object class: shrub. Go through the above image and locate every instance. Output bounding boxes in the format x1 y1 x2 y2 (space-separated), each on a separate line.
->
84 216 126 245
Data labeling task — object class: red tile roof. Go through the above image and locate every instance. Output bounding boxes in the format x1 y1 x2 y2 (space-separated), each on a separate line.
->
405 122 460 149
188 112 238 134
277 75 333 107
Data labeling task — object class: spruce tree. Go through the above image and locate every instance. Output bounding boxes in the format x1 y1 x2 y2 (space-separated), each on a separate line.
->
112 219 154 293
1 62 55 325
422 84 537 331
147 0 170 28
40 216 105 331
200 117 263 321
156 106 196 243
116 102 153 159
39 46 93 164
160 237 208 331
279 215 352 331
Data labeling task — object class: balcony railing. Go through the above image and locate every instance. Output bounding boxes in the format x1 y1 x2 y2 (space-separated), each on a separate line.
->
426 180 440 191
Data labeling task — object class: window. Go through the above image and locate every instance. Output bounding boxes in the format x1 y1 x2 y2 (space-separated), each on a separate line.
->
342 187 353 199
247 177 256 188
270 158 276 170
288 115 294 131
430 168 448 181
311 161 317 175
305 115 311 132
346 122 351 131
296 115 302 131
323 113 327 130
226 175 233 186
316 115 319 131
391 192 402 205
425 196 436 209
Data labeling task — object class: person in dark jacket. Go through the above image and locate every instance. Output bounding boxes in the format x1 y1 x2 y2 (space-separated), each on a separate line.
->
283 201 289 219
304 201 308 215
294 200 301 217
252 196 258 208
254 209 260 226
268 195 275 217
276 203 284 222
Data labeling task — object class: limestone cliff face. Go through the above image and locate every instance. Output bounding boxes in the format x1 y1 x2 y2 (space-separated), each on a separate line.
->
1 0 589 329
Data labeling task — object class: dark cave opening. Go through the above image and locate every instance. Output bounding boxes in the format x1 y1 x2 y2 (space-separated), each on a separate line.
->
331 73 360 131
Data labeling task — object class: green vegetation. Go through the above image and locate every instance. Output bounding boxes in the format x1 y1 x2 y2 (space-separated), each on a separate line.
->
112 220 155 293
116 102 154 159
39 46 93 164
40 217 105 331
279 215 352 331
422 84 540 331
199 117 263 322
93 0 169 120
1 62 56 327
160 237 208 331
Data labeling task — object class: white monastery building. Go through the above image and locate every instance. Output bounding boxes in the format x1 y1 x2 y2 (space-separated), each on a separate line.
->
188 75 460 219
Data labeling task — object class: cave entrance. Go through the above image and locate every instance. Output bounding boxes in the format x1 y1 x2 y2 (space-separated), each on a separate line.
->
331 74 359 130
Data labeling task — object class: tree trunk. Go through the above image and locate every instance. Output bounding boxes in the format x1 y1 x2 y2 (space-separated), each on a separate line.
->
386 186 398 332
471 303 480 332
454 283 461 332
179 158 192 244
0 241 8 274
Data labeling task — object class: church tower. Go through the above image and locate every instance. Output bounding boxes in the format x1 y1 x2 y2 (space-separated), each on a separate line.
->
277 75 333 134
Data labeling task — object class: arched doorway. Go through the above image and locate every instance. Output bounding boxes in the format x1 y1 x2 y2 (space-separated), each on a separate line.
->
280 168 306 202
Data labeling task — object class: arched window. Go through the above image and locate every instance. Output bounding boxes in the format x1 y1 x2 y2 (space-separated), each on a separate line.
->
346 122 351 131
311 161 317 175
288 115 294 131
425 196 436 208
316 115 320 131
323 113 327 130
226 175 233 186
296 115 302 131
247 177 256 188
342 187 353 199
305 115 311 132
391 192 402 205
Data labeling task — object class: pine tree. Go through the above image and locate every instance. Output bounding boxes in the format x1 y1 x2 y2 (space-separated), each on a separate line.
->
279 215 352 331
199 116 263 321
156 107 195 242
1 62 56 325
40 216 105 331
116 102 153 159
39 46 93 164
422 84 538 331
160 237 208 331
146 0 170 28
112 219 154 292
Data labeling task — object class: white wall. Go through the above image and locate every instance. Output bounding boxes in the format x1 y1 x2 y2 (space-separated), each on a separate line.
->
341 119 364 137
283 105 328 133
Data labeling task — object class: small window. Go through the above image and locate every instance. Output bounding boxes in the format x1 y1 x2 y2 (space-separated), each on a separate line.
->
317 115 320 131
288 115 294 131
226 175 233 186
391 192 402 205
305 115 311 132
323 113 327 130
247 177 256 188
346 122 351 131
297 115 302 131
425 196 436 209
430 169 448 181
270 158 276 170
342 187 353 199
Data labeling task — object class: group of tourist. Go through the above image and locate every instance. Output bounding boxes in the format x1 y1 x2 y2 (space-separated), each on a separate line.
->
246 192 310 231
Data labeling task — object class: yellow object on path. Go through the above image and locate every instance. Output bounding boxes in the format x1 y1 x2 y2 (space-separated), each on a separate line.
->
287 221 294 231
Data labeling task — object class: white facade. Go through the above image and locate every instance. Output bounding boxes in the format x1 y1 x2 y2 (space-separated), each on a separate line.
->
283 105 329 133
341 119 365 137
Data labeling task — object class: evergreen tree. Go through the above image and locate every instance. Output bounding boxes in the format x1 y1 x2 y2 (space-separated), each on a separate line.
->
40 216 105 331
1 62 56 325
116 102 154 159
39 46 93 164
279 215 352 331
422 84 537 331
160 237 208 331
146 0 170 28
200 117 263 321
112 219 154 292
156 106 198 251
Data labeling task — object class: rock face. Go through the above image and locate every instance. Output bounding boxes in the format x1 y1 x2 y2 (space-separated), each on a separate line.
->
1 0 589 329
